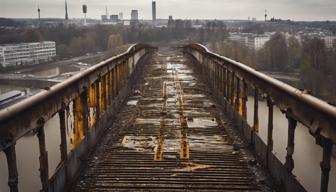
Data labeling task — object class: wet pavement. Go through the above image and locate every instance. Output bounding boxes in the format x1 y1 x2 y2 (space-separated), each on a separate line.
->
72 47 271 191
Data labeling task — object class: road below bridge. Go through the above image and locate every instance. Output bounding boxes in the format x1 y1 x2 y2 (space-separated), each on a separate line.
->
71 47 273 191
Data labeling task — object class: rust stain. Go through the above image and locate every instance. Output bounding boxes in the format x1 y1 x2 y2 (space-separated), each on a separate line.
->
71 96 85 149
173 68 190 160
174 162 213 172
154 81 168 161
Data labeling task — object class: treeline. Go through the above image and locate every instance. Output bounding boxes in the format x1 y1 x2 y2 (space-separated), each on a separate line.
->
211 33 336 103
0 21 228 58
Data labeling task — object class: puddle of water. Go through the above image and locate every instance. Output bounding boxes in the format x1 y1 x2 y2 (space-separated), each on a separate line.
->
127 100 138 106
121 136 156 152
134 118 161 126
187 117 218 128
183 94 207 99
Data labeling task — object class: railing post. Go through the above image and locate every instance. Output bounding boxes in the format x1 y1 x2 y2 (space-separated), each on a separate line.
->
318 138 333 192
106 71 111 107
59 103 67 161
285 112 297 173
36 118 49 192
266 97 274 168
110 69 114 104
253 87 259 133
225 67 229 103
95 79 101 122
116 65 120 95
102 76 107 112
81 88 89 137
230 71 235 106
58 102 68 182
242 80 247 120
235 76 240 114
219 65 223 102
4 144 19 192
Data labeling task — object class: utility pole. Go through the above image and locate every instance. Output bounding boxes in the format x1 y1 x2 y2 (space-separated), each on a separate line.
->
37 5 41 27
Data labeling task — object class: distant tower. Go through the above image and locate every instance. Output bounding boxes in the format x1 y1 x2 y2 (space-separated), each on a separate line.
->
37 6 41 21
65 0 69 20
105 6 108 17
264 10 268 22
82 4 87 25
152 1 156 26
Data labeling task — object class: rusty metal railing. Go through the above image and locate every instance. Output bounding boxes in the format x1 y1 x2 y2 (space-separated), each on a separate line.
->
0 44 155 192
184 43 336 192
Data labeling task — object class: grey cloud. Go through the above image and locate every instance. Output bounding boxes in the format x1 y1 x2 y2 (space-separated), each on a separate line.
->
0 0 335 21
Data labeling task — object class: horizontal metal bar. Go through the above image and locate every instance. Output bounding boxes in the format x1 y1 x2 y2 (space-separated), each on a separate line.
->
0 44 156 149
185 43 336 144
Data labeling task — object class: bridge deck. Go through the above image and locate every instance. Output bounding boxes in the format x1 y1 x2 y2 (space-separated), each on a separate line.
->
72 48 266 191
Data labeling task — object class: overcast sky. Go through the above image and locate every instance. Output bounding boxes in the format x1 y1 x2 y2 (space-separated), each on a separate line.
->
0 0 335 21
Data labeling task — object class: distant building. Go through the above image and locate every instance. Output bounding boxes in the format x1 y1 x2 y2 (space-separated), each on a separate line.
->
229 33 270 50
130 10 139 27
152 1 156 26
0 41 56 68
248 35 270 50
110 15 119 22
119 12 123 20
168 16 174 28
323 36 336 48
131 10 139 21
101 15 108 22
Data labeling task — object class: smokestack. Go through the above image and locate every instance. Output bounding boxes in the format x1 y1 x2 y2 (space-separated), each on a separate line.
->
152 1 156 26
65 0 69 20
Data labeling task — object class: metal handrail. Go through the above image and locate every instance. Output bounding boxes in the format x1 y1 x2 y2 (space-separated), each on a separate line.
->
186 43 336 143
0 43 155 192
0 44 153 147
184 43 336 192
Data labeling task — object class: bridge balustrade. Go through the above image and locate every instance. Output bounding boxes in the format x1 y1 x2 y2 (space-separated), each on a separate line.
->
0 44 155 192
184 43 336 192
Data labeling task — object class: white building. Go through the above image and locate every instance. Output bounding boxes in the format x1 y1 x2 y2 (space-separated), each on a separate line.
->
323 36 336 48
247 35 271 50
0 41 56 68
229 33 270 50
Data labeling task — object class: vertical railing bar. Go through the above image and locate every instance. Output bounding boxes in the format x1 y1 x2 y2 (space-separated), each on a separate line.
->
319 138 332 192
81 88 89 137
58 102 68 182
251 87 259 145
36 118 49 192
242 80 247 120
102 75 107 112
285 112 297 173
230 71 235 106
4 144 19 192
59 102 67 161
235 76 240 114
107 70 111 107
95 79 101 123
266 96 274 168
